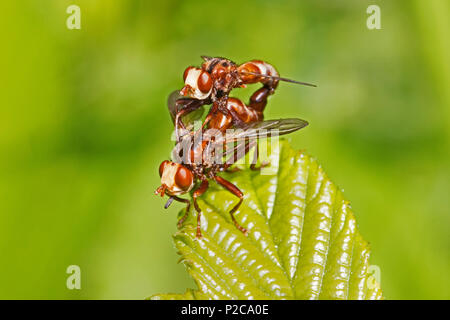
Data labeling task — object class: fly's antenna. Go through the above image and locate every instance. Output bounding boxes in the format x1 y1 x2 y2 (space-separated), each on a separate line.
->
240 71 317 87
201 55 213 62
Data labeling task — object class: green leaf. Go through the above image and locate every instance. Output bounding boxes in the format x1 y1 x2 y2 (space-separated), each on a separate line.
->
150 140 383 300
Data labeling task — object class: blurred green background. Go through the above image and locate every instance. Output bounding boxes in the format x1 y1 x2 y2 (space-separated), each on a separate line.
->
0 0 449 299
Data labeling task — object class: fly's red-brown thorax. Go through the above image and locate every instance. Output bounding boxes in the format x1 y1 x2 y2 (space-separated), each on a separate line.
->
202 57 240 99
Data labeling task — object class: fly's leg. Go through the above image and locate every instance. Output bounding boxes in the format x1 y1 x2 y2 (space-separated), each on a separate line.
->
174 109 187 140
222 142 245 173
201 112 213 130
250 142 260 171
193 180 209 239
222 140 257 173
173 99 208 141
248 86 272 113
246 88 273 170
174 108 191 141
250 142 270 171
225 166 241 173
167 196 191 229
213 175 248 236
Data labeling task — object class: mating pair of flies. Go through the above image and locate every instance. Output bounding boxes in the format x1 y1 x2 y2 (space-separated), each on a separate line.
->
155 56 315 238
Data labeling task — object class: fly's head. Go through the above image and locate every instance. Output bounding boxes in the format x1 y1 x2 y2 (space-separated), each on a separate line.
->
155 160 194 197
180 57 241 101
180 67 213 100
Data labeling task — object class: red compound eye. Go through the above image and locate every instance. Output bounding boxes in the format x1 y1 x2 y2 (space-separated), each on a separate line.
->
175 166 193 191
197 71 212 93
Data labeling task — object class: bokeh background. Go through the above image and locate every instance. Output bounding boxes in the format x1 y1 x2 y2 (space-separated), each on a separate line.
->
1 0 449 299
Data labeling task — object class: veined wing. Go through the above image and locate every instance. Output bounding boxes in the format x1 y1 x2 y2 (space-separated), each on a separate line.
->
206 118 308 146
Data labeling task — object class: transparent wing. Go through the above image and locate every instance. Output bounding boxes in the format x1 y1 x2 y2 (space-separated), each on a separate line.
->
206 118 308 146
167 90 183 123
167 90 205 128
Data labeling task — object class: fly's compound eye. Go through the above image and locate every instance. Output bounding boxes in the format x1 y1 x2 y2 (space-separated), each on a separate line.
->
175 166 193 191
183 66 195 82
159 160 169 177
197 71 212 93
